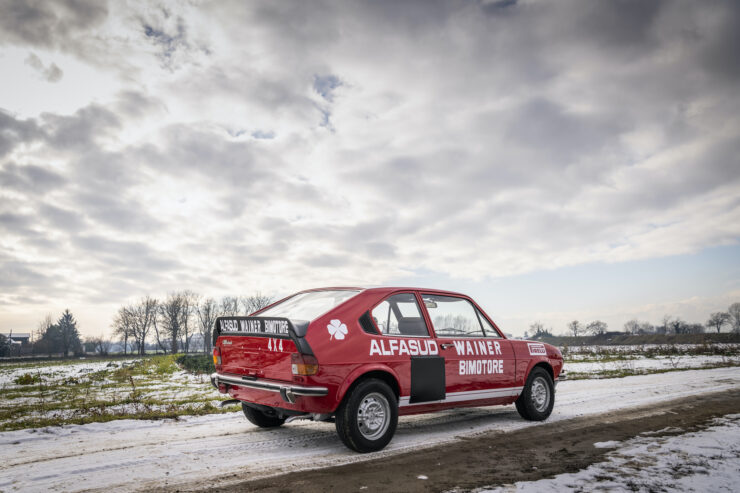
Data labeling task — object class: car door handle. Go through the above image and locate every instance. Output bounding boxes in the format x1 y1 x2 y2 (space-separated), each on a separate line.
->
440 343 455 349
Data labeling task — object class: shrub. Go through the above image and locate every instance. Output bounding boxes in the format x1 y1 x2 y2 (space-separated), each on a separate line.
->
176 354 215 375
14 373 42 385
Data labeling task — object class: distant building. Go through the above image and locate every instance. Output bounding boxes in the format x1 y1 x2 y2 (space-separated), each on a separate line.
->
1 332 31 345
1 332 32 356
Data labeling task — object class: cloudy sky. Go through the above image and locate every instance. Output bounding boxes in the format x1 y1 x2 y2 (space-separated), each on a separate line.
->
1 0 739 337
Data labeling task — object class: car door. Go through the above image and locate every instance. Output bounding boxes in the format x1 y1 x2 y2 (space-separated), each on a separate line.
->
420 293 517 404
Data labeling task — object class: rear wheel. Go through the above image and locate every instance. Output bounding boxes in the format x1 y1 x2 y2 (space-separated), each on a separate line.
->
515 367 554 421
242 403 286 428
335 378 398 453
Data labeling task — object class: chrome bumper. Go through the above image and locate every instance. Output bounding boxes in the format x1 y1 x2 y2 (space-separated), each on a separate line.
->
210 372 329 404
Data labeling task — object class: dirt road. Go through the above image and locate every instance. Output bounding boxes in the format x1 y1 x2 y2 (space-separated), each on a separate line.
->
202 389 740 493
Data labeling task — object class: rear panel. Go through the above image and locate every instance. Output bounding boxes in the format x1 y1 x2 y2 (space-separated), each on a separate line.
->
215 317 297 382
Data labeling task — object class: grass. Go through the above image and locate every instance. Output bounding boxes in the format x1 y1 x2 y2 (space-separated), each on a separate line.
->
0 354 237 432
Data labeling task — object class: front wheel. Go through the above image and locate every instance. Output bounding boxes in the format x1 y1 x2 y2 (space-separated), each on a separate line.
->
242 403 286 428
335 378 398 452
515 367 554 421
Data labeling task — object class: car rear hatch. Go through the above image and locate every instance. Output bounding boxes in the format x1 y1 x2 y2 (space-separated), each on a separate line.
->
214 317 303 382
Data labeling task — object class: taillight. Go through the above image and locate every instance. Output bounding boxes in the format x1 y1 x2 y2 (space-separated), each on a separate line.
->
213 347 221 368
291 353 319 375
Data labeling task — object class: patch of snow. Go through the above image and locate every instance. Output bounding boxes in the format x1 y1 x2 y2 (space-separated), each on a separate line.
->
481 414 740 493
593 440 620 448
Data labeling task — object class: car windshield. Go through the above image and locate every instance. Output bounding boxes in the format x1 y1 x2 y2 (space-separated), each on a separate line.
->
258 290 361 322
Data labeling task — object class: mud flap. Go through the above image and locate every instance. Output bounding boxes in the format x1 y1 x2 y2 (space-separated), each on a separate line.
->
410 355 445 403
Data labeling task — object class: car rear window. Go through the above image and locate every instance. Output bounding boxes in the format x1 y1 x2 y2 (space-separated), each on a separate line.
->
258 290 361 322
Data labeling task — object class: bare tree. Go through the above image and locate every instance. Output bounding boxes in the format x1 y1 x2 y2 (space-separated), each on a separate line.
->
586 320 608 335
623 319 641 334
707 312 730 334
33 313 55 356
684 323 705 334
113 307 134 354
179 291 199 353
128 297 158 355
159 291 194 354
220 296 240 316
35 313 54 344
656 315 672 335
151 314 169 354
639 321 654 334
196 297 220 354
567 320 582 338
729 303 740 334
670 318 687 334
240 293 273 315
96 336 112 355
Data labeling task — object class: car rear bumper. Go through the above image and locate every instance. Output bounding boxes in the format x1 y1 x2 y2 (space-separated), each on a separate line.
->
210 372 329 404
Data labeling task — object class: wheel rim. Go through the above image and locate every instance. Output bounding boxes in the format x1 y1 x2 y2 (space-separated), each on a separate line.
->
357 392 391 440
531 376 551 412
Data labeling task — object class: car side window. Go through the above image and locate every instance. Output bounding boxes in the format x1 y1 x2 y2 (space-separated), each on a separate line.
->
423 295 485 337
371 293 430 337
477 309 502 338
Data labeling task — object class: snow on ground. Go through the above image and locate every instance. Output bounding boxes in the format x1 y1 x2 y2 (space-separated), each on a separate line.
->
0 367 738 492
482 414 740 493
0 360 138 387
565 354 740 376
564 343 739 355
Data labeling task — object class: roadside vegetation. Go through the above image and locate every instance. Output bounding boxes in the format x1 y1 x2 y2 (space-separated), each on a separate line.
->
0 354 234 432
561 343 740 380
2 343 739 432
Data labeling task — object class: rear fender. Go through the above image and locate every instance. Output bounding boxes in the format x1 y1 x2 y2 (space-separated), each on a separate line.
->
334 364 402 410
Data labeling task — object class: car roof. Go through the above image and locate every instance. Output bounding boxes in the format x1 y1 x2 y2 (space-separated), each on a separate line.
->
298 286 470 298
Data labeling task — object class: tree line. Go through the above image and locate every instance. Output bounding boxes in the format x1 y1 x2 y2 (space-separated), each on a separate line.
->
111 291 273 355
526 302 740 339
21 292 272 357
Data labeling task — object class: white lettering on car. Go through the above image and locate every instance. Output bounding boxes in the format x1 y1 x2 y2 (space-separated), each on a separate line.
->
369 339 439 356
459 359 504 375
453 340 503 356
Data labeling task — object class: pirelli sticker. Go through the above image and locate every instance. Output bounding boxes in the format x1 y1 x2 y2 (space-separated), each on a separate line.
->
527 343 547 356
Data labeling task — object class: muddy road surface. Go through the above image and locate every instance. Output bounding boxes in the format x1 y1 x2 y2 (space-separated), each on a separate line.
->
211 389 740 493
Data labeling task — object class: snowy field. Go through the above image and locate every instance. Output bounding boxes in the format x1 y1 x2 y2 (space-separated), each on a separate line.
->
562 343 740 379
0 356 222 431
0 366 738 492
0 345 738 431
483 414 740 493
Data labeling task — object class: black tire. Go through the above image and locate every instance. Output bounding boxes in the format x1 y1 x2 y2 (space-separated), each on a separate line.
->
515 366 554 421
242 403 286 428
335 378 398 453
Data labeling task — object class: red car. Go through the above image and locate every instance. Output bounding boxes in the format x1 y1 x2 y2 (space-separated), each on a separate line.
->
211 287 563 452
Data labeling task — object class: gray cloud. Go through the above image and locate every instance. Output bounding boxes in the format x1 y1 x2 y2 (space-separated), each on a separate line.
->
0 111 43 158
24 52 64 82
0 162 65 192
0 0 108 49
